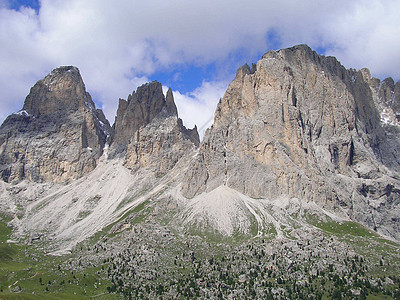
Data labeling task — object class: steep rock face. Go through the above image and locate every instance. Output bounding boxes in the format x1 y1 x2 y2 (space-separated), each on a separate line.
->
0 66 111 183
370 75 400 120
182 45 400 240
111 81 199 176
112 82 184 150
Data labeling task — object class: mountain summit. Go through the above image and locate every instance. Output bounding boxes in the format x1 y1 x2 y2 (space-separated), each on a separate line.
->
112 81 174 148
22 66 92 116
0 46 399 242
0 45 399 299
0 66 111 183
111 80 199 176
182 44 400 240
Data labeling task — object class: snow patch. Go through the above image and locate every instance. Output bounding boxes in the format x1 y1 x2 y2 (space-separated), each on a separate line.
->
381 107 400 127
102 143 109 159
13 110 30 117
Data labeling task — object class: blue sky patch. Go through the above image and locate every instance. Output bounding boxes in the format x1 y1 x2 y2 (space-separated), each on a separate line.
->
149 63 219 93
9 0 39 11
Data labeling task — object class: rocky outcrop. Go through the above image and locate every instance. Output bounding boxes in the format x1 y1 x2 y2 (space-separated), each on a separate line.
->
369 74 400 120
0 66 111 183
182 45 400 240
111 81 199 176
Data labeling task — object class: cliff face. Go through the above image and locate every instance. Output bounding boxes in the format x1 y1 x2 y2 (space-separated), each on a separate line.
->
0 68 199 183
181 45 400 240
1 46 399 242
111 81 199 176
112 81 174 150
0 66 111 183
0 73 200 251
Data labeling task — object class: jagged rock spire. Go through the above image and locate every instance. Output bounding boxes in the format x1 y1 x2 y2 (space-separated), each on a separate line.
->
110 81 199 175
111 81 199 152
112 81 168 148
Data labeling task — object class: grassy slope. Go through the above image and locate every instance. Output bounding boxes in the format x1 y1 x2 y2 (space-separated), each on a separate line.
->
1 203 399 299
0 215 120 299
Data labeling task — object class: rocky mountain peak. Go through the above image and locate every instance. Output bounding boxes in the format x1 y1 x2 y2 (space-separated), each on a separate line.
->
112 81 169 147
165 87 178 116
110 81 199 175
374 77 400 119
22 66 94 117
261 44 315 63
235 63 257 80
111 81 198 150
0 66 111 183
182 44 400 241
129 81 165 115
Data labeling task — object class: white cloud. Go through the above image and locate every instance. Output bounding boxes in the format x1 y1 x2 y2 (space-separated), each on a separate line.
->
171 80 229 139
1 0 400 126
0 7 48 121
322 0 400 79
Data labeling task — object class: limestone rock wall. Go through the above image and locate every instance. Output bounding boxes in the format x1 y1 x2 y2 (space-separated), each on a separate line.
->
111 82 185 151
0 66 111 183
111 81 199 175
182 45 400 240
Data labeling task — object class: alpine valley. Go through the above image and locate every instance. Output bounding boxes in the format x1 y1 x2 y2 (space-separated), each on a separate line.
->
0 45 399 299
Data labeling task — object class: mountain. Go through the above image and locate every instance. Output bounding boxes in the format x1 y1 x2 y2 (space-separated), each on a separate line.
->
182 45 400 241
0 46 399 299
0 73 200 253
0 66 111 183
110 81 199 176
0 46 399 246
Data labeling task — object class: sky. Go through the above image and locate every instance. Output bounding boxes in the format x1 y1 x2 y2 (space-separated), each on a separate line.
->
1 0 400 138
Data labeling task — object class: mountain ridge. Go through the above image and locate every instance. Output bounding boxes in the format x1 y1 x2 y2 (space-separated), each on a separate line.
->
0 44 399 246
0 44 399 299
182 44 400 240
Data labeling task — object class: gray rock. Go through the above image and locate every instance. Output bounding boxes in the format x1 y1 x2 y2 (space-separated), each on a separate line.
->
111 82 196 152
0 66 112 183
110 81 199 175
182 44 400 240
123 114 198 176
